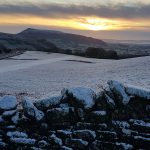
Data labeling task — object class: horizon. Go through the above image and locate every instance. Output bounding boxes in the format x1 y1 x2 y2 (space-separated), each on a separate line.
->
1 27 150 41
0 0 150 40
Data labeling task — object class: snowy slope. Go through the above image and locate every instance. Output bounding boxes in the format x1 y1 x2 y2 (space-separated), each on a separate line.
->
0 51 149 99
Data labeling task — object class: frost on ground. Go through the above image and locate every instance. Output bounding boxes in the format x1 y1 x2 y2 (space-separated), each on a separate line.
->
0 51 149 100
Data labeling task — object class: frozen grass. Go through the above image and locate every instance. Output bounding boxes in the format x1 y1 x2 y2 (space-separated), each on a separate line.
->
0 51 149 100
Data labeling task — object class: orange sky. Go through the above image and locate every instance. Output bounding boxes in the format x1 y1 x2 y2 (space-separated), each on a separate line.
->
0 0 150 40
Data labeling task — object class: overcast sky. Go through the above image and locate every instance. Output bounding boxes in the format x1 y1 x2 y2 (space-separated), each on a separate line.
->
0 0 150 40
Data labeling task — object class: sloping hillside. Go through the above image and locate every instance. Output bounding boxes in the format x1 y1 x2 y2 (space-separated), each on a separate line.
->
17 28 106 50
0 51 149 98
0 28 106 54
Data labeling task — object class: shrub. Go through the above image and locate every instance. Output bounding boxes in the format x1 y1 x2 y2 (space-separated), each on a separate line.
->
85 47 118 59
85 47 100 58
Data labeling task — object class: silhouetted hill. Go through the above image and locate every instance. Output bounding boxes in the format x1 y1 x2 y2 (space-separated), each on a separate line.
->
17 28 106 50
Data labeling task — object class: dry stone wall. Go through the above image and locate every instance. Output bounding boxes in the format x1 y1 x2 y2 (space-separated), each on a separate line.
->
0 80 150 150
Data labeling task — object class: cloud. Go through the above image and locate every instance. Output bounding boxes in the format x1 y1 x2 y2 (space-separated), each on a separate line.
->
0 3 150 20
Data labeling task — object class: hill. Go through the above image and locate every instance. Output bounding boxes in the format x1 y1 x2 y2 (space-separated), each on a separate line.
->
0 28 107 56
17 28 106 50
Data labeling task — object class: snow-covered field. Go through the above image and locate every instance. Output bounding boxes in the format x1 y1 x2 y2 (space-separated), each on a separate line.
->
0 51 149 99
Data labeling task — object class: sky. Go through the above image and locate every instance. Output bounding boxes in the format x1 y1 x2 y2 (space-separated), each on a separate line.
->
0 0 150 40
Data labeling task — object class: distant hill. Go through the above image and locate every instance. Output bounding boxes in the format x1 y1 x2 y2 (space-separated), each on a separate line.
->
0 28 106 53
17 28 106 50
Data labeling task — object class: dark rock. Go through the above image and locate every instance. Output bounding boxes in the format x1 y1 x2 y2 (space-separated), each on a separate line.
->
56 130 72 139
47 107 75 123
139 132 150 138
105 94 116 109
39 123 48 133
34 95 62 111
90 140 116 150
37 140 49 148
133 136 150 148
73 129 96 142
0 141 8 149
49 134 63 146
97 131 118 142
59 103 70 108
121 128 138 136
2 109 17 118
76 122 94 130
22 98 45 122
60 146 73 150
129 119 150 133
7 131 28 138
0 96 17 111
10 137 36 146
5 125 16 131
108 80 130 106
97 123 108 130
115 142 133 150
0 116 5 125
112 121 130 129
30 147 43 150
76 108 85 121
75 122 107 131
125 84 150 100
146 105 150 116
61 87 96 110
86 110 107 123
11 112 20 125
65 138 88 149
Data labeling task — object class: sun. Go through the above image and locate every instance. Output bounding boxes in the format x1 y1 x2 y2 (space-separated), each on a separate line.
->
85 24 106 31
78 18 113 31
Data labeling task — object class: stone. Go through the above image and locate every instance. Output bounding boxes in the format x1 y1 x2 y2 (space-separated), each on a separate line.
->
61 87 96 110
22 98 45 122
56 130 72 139
76 108 85 121
90 140 116 150
7 131 28 138
5 125 16 131
49 134 63 146
34 95 62 111
61 146 73 150
73 129 96 142
121 128 138 136
86 110 107 123
97 131 118 142
10 138 36 146
97 123 108 130
47 107 75 123
59 103 70 108
133 136 150 148
130 119 150 133
112 121 130 129
2 109 17 118
65 138 88 149
0 96 17 111
115 142 133 150
30 147 43 150
11 112 20 125
108 80 130 105
38 140 49 148
39 123 48 133
76 122 95 130
0 141 7 149
139 132 150 138
105 94 116 109
0 116 5 125
125 84 150 100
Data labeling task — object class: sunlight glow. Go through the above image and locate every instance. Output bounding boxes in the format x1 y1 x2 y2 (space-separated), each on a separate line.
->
0 15 149 32
79 18 114 31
